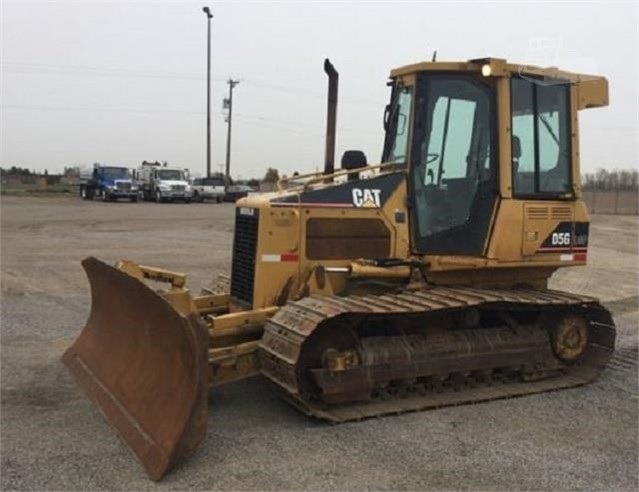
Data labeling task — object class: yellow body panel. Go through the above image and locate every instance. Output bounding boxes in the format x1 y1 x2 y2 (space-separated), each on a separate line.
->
230 58 606 306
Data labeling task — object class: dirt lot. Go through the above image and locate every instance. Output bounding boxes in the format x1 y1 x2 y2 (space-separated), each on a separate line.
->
1 195 637 491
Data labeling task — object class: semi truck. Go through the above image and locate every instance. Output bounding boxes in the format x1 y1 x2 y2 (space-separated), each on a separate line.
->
137 161 193 203
79 164 138 202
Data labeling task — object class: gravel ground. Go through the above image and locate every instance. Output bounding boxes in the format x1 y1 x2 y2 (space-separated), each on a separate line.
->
1 195 637 491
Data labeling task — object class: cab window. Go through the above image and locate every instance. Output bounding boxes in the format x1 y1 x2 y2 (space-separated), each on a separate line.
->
204 177 225 187
511 77 571 196
383 85 413 164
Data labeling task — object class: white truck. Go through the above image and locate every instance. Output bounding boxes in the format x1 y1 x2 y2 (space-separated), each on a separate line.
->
137 161 193 203
191 174 226 202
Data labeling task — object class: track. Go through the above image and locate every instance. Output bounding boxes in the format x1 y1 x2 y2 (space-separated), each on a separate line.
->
258 286 616 422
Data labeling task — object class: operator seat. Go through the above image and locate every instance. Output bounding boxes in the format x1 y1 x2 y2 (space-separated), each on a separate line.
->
341 150 368 181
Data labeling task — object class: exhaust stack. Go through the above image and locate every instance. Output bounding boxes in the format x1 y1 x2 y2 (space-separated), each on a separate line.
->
323 59 338 177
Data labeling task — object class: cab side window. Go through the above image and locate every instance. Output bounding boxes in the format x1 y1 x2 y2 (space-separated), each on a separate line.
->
511 77 571 196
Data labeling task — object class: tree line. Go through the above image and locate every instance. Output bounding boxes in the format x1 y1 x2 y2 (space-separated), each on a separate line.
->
582 168 638 191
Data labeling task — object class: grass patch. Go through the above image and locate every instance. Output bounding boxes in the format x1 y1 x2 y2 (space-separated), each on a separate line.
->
1 184 79 196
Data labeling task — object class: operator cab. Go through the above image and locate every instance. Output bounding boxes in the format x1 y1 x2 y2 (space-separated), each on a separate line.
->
381 59 596 258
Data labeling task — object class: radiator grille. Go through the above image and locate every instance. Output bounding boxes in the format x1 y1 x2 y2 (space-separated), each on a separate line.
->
116 182 132 191
171 185 185 192
230 208 259 306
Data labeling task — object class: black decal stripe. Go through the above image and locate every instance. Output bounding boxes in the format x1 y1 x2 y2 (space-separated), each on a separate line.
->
537 221 590 254
270 172 404 207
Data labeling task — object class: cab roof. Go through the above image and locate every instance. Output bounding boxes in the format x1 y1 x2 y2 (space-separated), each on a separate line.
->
389 57 608 109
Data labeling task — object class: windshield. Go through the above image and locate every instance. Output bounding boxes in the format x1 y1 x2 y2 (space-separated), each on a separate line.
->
157 170 184 180
202 178 225 186
382 83 413 164
102 167 130 179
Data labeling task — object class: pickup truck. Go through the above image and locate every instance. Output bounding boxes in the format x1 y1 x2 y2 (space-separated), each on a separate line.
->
191 176 226 203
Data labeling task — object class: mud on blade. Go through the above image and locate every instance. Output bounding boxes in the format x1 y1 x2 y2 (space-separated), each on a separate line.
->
62 257 209 480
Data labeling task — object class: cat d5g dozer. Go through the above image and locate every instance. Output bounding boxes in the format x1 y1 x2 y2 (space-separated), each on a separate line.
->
64 58 615 479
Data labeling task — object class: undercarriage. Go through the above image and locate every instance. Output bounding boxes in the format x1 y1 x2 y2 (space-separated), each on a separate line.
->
259 288 615 421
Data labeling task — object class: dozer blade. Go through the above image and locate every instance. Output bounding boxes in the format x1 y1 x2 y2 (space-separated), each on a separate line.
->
62 257 209 480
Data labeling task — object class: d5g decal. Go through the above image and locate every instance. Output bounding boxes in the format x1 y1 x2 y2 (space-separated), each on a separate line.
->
538 222 589 253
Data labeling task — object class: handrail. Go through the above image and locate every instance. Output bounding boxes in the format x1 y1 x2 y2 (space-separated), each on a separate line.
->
276 162 402 192
276 169 329 191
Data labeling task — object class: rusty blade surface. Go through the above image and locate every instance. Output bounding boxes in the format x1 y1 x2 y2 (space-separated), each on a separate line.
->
62 257 209 480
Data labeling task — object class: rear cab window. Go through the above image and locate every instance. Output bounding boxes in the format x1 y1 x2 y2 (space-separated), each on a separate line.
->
511 76 572 197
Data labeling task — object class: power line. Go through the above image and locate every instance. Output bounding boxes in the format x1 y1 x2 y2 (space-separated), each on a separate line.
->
243 76 379 105
1 61 206 79
0 103 204 115
1 62 381 105
0 104 376 136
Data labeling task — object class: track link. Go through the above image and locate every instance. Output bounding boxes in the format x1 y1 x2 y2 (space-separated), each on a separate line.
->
258 286 616 422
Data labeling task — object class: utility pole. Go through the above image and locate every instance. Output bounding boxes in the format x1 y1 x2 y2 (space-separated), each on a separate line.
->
202 6 213 177
224 79 239 184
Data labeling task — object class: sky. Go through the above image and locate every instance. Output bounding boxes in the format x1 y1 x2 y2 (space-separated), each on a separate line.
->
1 0 637 179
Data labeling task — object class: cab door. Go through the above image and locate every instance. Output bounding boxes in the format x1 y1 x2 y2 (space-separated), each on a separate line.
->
409 74 498 256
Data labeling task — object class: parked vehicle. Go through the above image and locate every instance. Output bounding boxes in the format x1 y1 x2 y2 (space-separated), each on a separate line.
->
191 176 225 203
137 161 192 203
79 164 138 202
223 184 254 202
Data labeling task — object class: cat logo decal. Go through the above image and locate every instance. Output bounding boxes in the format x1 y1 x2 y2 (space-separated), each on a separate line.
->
352 188 382 208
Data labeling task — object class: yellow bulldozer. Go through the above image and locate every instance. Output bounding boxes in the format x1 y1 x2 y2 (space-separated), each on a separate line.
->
63 57 615 480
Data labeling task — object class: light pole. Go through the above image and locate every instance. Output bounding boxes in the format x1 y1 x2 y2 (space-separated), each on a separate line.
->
202 6 213 178
224 79 239 184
